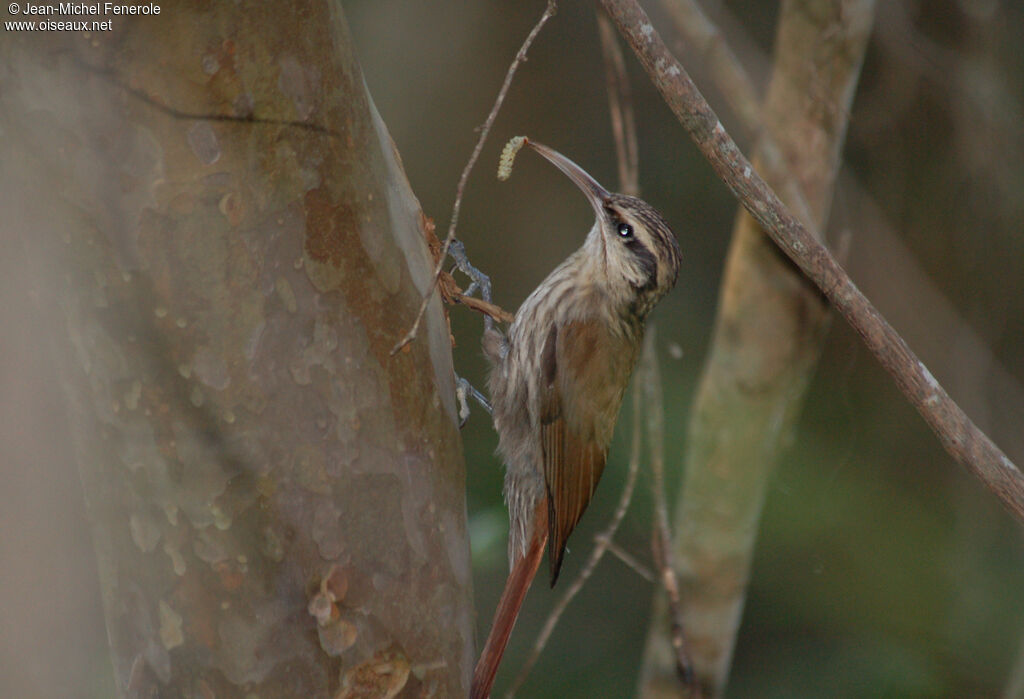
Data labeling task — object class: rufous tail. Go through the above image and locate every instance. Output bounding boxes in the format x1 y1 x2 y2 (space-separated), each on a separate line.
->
470 503 548 699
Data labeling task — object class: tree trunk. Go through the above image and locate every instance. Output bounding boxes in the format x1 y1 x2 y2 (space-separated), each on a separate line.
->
639 0 875 695
0 3 472 696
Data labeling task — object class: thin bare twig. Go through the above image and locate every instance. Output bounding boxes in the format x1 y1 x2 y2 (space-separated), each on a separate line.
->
642 329 698 695
504 333 648 698
391 1 558 355
596 8 640 196
600 0 1024 523
597 535 655 582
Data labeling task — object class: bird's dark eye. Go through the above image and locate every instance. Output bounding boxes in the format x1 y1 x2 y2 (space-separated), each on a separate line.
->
617 222 634 238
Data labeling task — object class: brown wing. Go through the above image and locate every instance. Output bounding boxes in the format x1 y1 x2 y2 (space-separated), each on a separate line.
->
540 320 633 584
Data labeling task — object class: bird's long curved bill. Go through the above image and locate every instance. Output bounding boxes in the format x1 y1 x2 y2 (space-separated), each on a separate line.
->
527 140 610 213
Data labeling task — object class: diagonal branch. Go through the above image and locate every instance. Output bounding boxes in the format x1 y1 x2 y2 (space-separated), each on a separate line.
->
656 0 815 227
599 0 1024 521
655 0 761 134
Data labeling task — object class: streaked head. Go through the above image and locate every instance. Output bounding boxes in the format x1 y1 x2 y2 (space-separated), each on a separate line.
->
526 140 681 313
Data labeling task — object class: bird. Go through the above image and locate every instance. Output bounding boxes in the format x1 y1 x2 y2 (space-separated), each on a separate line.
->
471 139 681 698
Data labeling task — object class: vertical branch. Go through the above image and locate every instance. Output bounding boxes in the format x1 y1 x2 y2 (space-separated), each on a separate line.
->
642 329 699 696
596 8 640 196
634 0 877 694
593 19 699 689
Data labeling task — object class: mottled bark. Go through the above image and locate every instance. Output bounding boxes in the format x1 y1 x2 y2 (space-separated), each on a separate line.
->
638 1 875 695
0 3 472 697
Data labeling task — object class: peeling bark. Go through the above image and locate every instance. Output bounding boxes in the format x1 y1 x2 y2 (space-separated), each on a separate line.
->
0 3 471 697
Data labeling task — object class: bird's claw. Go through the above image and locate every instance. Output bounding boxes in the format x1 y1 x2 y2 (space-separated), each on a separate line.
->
456 375 492 428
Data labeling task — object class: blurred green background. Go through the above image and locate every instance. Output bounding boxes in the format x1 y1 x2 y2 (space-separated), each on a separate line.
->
345 1 1024 696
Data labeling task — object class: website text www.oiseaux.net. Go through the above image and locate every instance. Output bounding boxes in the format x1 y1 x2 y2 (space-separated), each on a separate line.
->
6 3 160 32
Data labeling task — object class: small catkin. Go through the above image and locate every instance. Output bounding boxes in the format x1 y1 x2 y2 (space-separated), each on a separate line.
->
497 136 527 181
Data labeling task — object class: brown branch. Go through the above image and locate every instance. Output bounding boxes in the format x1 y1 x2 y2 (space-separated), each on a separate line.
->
423 217 515 326
391 0 557 355
596 8 640 196
504 331 648 698
595 16 698 689
596 535 655 582
658 0 815 228
452 295 515 325
600 0 1024 523
652 0 1024 463
639 2 871 694
656 0 761 133
642 329 698 696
